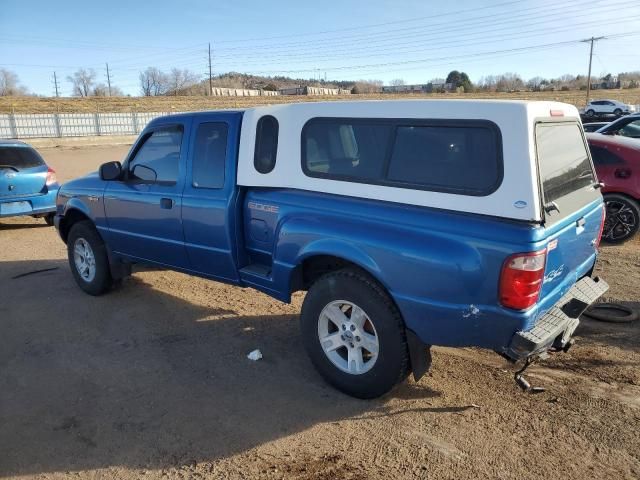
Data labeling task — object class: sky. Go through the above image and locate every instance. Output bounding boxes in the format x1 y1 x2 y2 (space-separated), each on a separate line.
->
1 0 640 96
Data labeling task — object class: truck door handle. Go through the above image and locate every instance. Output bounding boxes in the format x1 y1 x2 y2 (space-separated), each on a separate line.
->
160 198 173 209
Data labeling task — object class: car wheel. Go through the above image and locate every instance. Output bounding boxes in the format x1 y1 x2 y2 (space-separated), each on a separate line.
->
44 213 55 226
67 220 113 295
586 109 595 117
602 194 640 244
300 268 410 399
613 108 623 116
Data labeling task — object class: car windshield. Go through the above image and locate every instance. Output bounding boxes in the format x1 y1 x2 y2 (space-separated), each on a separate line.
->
0 145 45 170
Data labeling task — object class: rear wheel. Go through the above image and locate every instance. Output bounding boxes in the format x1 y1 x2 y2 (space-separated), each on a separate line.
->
300 268 409 399
67 221 113 295
44 213 55 226
602 194 640 244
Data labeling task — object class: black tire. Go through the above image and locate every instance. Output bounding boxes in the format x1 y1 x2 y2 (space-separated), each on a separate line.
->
300 268 409 399
602 194 640 244
583 303 638 323
613 108 622 116
44 213 55 226
586 109 595 117
67 220 113 295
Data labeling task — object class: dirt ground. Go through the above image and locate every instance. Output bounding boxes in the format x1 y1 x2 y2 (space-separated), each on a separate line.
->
1 144 639 480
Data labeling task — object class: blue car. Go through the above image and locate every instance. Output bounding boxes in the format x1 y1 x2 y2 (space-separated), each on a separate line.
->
0 140 59 225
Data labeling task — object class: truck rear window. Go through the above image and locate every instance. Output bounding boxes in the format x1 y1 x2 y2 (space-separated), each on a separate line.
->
0 146 45 170
302 118 502 196
536 122 599 222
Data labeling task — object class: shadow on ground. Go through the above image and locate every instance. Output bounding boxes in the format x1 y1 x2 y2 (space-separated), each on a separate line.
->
0 259 440 476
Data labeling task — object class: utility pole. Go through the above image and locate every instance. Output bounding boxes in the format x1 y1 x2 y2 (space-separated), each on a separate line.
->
105 62 112 96
581 36 605 107
208 42 213 96
53 71 60 97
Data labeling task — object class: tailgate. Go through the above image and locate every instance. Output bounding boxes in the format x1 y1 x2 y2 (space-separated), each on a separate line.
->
539 201 602 297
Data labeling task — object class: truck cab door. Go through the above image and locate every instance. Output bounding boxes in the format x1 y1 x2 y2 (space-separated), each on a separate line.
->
103 120 190 268
181 113 243 282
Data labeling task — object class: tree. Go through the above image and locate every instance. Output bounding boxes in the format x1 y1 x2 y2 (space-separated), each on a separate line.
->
93 83 123 96
0 69 27 96
139 67 168 96
167 68 199 96
390 78 406 86
67 69 96 97
445 70 473 92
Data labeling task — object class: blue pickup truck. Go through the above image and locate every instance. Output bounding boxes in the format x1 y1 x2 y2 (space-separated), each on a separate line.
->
55 100 608 398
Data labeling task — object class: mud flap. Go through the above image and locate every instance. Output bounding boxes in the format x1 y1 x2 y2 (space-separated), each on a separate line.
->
406 329 432 381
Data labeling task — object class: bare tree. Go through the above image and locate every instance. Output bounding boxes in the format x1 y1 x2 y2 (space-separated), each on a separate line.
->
390 78 406 86
0 69 27 96
67 69 96 97
93 83 123 96
167 68 199 96
139 67 168 96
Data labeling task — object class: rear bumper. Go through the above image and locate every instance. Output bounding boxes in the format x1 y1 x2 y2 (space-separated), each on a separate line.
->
505 276 609 360
0 189 58 218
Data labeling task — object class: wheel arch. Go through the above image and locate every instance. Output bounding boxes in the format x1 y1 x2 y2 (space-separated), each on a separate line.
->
59 207 93 243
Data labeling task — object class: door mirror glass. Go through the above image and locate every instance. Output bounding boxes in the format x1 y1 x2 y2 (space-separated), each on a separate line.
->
99 161 122 181
130 164 157 183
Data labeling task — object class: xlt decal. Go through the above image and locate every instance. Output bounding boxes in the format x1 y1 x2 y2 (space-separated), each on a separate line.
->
248 202 279 214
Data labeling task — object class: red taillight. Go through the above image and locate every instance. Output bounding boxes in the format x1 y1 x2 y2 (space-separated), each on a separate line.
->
499 249 547 310
45 167 57 186
549 109 564 117
596 204 606 248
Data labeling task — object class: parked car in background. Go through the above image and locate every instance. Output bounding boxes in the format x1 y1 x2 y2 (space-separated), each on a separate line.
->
54 100 608 398
583 122 610 132
595 113 640 138
584 99 636 118
0 140 58 225
587 133 640 243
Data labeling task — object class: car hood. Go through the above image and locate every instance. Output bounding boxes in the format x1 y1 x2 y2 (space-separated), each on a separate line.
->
59 171 103 193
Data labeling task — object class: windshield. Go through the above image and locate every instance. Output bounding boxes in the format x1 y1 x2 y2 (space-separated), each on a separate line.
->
0 146 45 170
536 122 600 224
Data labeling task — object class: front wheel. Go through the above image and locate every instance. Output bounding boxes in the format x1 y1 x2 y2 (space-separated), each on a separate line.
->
613 108 623 116
602 194 640 244
44 213 55 226
67 221 113 295
585 109 595 117
300 268 409 399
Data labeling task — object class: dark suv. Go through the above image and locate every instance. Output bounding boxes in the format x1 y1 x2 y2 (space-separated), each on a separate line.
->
587 133 640 243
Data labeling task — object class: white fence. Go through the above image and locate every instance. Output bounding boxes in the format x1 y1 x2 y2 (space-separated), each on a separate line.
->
0 112 178 139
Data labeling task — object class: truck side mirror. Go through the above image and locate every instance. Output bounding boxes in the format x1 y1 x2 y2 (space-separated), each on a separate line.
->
99 161 122 181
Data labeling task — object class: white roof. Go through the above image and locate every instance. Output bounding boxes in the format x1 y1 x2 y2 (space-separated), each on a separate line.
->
237 100 582 222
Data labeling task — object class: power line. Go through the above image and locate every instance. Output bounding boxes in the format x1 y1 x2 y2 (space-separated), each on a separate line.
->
212 0 530 45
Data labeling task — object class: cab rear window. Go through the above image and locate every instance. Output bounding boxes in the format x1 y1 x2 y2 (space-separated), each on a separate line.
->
0 146 45 170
